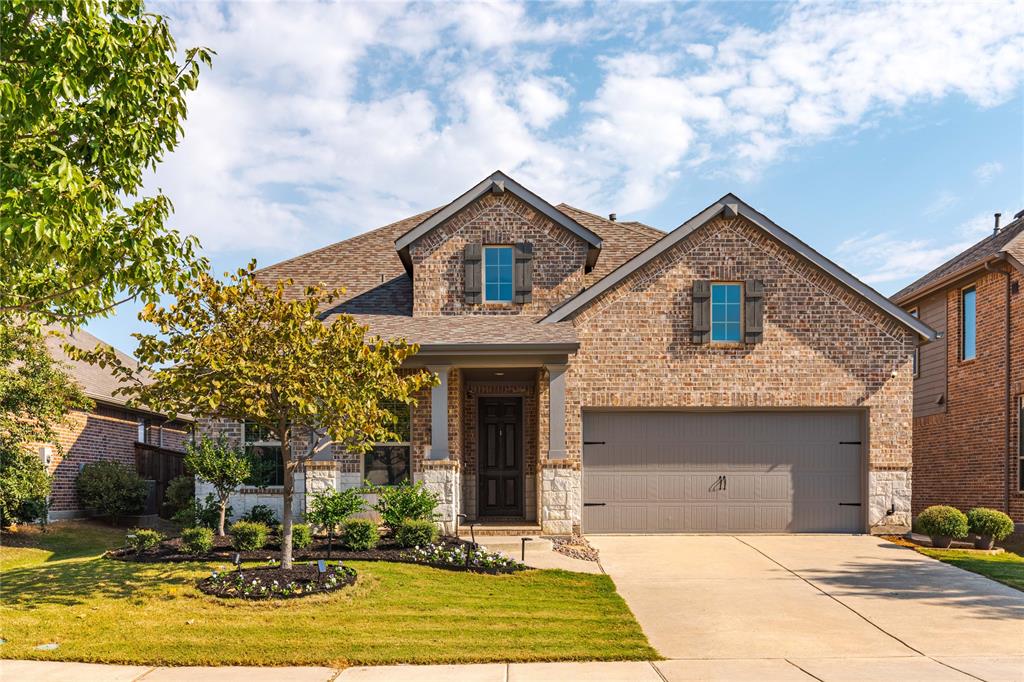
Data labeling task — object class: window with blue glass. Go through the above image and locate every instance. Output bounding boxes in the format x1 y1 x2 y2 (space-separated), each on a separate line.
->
483 246 513 302
961 286 976 360
710 283 742 342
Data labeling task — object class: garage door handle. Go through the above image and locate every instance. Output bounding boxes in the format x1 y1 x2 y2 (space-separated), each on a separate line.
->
838 502 862 507
584 441 605 445
584 502 606 507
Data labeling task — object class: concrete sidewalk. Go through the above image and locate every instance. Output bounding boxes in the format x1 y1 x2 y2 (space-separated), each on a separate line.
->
6 657 1024 681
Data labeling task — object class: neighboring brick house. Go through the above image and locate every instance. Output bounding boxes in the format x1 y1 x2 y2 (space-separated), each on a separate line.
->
200 171 934 534
41 328 192 520
893 211 1024 525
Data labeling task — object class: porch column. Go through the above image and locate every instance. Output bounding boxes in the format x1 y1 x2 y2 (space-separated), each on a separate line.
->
427 364 450 460
545 364 568 460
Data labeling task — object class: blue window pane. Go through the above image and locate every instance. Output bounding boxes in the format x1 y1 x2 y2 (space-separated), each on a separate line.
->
962 288 976 360
483 246 514 302
710 283 743 342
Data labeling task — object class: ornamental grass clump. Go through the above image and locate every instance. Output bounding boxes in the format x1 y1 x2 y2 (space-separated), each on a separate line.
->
914 505 968 548
230 520 269 551
396 518 438 548
341 518 379 550
966 508 1014 549
181 526 214 555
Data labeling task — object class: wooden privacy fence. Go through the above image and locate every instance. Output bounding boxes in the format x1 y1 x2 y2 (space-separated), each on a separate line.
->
134 442 188 517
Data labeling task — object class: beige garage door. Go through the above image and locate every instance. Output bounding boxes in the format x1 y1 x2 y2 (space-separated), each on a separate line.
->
582 411 864 533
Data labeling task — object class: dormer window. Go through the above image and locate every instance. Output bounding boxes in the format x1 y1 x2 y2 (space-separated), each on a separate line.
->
483 246 514 302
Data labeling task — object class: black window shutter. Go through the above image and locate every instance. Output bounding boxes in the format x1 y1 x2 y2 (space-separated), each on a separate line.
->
514 242 534 303
464 243 482 304
692 280 710 343
745 279 764 344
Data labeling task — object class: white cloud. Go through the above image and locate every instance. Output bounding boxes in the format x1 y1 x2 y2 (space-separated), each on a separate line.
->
834 210 1011 287
974 161 1005 183
144 0 1024 259
923 191 959 217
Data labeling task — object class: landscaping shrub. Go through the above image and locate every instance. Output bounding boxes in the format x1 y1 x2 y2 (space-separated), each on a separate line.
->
0 444 51 527
126 528 163 553
242 504 278 528
307 488 365 534
76 461 146 519
181 526 214 555
291 523 313 550
966 508 1014 541
341 518 379 550
369 481 438 532
396 518 438 548
230 520 269 551
163 475 195 520
914 505 968 539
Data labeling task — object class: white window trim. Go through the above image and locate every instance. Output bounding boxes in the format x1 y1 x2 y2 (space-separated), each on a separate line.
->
482 245 514 303
709 281 744 344
960 285 977 361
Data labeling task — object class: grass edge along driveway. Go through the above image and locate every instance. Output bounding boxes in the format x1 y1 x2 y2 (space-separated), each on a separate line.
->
0 523 656 667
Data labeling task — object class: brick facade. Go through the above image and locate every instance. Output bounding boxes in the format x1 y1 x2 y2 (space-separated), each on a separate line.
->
42 403 190 518
907 265 1023 522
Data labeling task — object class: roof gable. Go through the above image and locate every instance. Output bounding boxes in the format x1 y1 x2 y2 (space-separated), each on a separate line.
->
542 194 937 341
394 171 603 273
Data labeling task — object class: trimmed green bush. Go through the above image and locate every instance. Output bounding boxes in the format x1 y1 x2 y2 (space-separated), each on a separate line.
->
126 528 163 553
229 520 269 551
395 518 438 548
76 461 146 519
341 518 379 550
181 526 214 554
966 508 1014 541
915 505 968 539
291 523 313 550
163 475 195 520
369 481 438 532
242 504 278 528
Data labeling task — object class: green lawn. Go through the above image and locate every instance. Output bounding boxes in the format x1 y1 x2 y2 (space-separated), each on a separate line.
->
917 547 1024 592
0 522 655 667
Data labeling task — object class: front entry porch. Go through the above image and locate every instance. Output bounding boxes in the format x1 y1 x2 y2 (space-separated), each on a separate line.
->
408 349 579 536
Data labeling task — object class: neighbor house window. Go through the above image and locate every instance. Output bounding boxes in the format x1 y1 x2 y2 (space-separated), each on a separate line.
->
1018 397 1023 492
243 422 284 487
961 286 977 360
483 246 513 302
909 308 921 377
710 283 743 342
363 401 411 486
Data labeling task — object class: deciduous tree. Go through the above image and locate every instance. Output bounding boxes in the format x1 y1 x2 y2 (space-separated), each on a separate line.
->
0 0 212 327
184 435 250 536
83 263 436 567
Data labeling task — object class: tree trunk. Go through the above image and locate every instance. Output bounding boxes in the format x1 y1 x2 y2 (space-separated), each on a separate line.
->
280 427 294 569
217 497 228 536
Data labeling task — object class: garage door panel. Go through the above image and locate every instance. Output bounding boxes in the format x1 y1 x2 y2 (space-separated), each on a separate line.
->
582 411 863 534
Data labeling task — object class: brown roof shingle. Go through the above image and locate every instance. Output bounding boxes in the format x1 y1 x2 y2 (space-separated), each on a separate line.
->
892 214 1024 303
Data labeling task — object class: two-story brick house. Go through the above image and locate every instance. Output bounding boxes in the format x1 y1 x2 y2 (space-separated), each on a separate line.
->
893 211 1024 525
199 171 934 535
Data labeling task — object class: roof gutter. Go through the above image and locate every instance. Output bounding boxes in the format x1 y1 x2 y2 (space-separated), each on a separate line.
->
415 342 580 355
892 254 1009 307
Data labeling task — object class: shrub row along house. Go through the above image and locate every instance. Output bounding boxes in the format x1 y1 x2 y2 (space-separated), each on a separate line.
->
198 171 935 535
40 328 192 520
893 210 1024 527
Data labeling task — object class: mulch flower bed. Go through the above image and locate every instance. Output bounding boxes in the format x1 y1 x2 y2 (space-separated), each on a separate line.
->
197 564 357 600
108 534 527 573
551 534 600 562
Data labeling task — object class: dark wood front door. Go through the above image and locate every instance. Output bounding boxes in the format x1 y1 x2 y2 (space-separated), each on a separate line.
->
478 397 523 517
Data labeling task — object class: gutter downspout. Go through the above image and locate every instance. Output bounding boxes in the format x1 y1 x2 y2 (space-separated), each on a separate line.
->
985 257 1012 514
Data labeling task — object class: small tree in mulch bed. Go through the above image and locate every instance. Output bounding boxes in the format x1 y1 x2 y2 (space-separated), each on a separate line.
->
307 488 365 558
185 436 250 536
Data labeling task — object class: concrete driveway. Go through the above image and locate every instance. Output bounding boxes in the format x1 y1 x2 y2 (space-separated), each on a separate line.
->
590 535 1024 680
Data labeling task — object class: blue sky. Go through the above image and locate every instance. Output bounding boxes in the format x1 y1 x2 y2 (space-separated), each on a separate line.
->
87 0 1024 354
